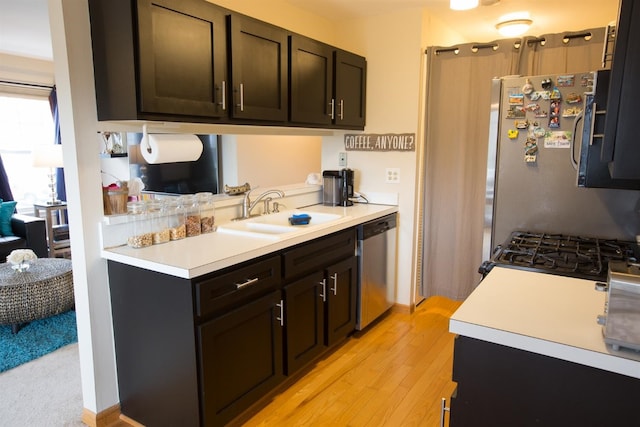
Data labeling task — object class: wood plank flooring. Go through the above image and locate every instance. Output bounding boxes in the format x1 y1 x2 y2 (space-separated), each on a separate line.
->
238 296 462 427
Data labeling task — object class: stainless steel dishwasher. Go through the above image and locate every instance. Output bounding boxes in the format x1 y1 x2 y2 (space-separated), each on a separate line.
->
356 212 397 330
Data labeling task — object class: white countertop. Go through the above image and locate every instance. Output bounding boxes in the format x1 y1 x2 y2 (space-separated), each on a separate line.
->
450 267 640 379
101 203 397 279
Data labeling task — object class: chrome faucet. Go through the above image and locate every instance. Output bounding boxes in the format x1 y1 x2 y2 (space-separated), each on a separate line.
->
242 189 285 219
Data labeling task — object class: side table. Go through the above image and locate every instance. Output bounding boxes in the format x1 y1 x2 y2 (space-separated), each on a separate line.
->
33 202 71 258
0 258 74 333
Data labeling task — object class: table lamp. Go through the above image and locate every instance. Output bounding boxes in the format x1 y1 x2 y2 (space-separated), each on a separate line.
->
32 144 64 205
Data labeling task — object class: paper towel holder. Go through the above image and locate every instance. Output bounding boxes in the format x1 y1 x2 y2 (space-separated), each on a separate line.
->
141 124 203 164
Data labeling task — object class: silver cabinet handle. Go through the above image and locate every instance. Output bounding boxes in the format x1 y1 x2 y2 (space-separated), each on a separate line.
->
276 299 284 327
319 278 327 302
235 277 258 289
329 99 335 120
236 83 244 112
338 99 344 120
440 397 450 427
220 80 226 111
330 273 338 295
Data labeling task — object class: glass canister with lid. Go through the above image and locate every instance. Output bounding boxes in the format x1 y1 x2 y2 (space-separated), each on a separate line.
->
150 200 170 244
167 198 187 241
196 192 216 233
183 194 202 237
126 201 153 248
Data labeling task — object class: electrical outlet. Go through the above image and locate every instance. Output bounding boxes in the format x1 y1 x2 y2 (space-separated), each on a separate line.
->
338 152 347 167
386 168 400 184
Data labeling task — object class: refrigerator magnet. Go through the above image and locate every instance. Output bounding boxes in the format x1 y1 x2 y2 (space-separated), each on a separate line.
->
508 129 519 139
550 87 562 100
509 93 524 105
530 92 542 101
533 126 546 138
506 106 526 119
562 107 582 117
515 119 529 129
541 78 553 89
522 79 534 95
535 110 548 118
526 102 540 112
549 116 560 128
566 93 582 104
557 75 575 87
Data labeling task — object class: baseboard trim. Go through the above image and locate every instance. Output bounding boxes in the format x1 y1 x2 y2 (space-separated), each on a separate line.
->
391 303 412 314
81 404 122 427
119 414 145 427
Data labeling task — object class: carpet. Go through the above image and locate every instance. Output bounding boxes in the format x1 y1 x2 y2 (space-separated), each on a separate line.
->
0 310 78 373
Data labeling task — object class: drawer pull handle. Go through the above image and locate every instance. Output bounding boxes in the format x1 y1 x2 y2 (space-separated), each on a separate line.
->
440 397 450 427
276 300 284 327
330 273 338 295
319 279 327 302
235 277 258 289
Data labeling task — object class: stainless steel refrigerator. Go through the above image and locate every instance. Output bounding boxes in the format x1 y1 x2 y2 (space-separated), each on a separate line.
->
483 73 640 257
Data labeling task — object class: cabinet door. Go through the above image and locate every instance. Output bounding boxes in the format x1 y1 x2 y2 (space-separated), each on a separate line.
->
228 14 288 122
283 271 327 375
136 0 227 118
289 35 333 126
198 290 284 427
334 50 367 129
602 0 640 180
325 256 358 346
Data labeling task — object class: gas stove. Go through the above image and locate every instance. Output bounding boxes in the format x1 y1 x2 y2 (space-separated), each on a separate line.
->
479 231 639 282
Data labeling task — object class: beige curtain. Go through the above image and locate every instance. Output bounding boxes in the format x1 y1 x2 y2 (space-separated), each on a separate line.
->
421 28 606 300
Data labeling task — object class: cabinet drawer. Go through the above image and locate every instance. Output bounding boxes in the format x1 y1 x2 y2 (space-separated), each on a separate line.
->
283 228 356 280
195 255 281 320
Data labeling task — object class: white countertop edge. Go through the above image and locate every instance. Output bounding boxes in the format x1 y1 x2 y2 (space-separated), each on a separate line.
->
101 203 398 279
450 318 640 379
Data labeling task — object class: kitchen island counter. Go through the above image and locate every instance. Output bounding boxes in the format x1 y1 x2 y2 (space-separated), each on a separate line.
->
450 267 640 379
101 203 397 279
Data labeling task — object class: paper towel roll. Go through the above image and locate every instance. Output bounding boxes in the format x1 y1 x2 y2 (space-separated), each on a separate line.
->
141 133 203 164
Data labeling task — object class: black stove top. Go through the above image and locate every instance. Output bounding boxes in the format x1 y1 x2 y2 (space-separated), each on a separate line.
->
479 231 638 281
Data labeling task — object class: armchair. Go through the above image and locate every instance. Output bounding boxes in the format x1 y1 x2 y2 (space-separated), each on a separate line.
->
0 214 48 261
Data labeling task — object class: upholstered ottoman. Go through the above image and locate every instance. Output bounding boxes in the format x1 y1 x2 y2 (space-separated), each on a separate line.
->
0 258 74 333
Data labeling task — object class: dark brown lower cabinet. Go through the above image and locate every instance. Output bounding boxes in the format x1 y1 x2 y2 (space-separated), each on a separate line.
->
450 336 639 427
325 256 357 347
284 256 357 375
284 271 326 375
107 227 360 426
198 290 284 426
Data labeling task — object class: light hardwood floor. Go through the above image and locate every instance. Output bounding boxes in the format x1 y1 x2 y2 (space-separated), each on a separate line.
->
237 296 462 427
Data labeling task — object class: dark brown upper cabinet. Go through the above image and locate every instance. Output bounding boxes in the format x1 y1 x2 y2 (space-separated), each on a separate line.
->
89 0 365 129
89 0 227 121
289 35 334 126
227 14 289 122
334 50 367 129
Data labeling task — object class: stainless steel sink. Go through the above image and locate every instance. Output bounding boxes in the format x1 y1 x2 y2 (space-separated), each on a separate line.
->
217 210 348 240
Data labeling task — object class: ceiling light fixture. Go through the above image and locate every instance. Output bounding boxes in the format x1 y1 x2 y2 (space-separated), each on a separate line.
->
450 0 479 11
496 19 533 37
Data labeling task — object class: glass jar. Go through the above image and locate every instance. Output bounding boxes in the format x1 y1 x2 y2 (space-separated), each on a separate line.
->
197 192 216 233
126 201 152 248
150 200 170 244
167 199 187 241
183 194 201 237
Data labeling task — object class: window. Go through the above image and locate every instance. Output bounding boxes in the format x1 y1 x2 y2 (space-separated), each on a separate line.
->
0 94 55 213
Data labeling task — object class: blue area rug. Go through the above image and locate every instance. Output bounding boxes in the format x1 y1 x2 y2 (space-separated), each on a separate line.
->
0 310 78 373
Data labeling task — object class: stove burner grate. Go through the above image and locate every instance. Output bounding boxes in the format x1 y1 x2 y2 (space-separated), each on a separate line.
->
482 231 638 281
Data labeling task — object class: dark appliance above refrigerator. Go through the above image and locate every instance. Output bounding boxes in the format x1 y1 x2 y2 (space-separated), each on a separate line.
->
577 70 640 190
479 231 638 282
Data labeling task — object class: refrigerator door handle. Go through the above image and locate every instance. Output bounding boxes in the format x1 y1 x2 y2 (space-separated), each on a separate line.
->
570 111 584 171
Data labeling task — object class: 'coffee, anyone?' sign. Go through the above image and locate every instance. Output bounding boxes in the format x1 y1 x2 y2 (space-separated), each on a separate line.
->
344 133 416 151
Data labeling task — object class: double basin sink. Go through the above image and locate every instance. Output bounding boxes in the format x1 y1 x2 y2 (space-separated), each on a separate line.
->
217 210 350 240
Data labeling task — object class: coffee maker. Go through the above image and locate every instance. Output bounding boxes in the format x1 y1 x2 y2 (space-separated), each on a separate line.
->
323 168 354 206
